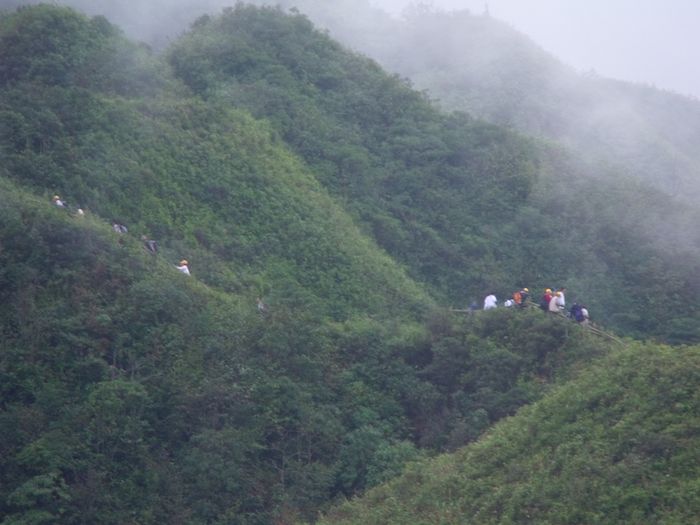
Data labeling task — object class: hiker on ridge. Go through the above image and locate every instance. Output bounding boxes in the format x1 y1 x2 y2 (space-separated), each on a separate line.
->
141 235 158 254
176 259 190 275
556 287 567 309
484 293 497 310
570 302 584 322
581 305 590 326
519 288 530 308
540 288 552 311
112 221 128 234
549 291 563 313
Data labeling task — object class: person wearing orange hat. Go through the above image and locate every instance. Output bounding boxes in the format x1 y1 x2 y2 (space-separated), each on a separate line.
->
52 195 66 208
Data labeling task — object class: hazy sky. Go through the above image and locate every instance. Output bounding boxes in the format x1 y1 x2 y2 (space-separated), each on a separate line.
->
372 0 700 98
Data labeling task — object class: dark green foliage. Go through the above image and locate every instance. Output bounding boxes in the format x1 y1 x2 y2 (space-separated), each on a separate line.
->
0 5 165 96
1 4 698 524
0 180 611 522
320 344 700 525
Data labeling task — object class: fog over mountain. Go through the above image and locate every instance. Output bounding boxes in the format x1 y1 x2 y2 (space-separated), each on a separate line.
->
372 0 700 99
1 0 697 98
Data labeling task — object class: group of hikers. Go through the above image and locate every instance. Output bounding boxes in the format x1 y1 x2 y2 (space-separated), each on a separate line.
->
53 195 593 324
52 194 84 216
50 194 276 312
481 286 590 325
52 194 190 276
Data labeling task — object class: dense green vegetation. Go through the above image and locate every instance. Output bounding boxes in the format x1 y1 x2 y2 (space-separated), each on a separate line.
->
1 4 699 524
0 180 608 523
319 343 700 525
165 4 700 342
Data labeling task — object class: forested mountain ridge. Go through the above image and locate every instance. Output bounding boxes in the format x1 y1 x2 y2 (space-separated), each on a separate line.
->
0 4 433 321
5 0 699 340
164 4 700 342
6 0 700 205
0 181 612 523
0 4 699 524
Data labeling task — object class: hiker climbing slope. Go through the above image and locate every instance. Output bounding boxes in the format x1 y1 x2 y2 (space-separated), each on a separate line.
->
484 293 497 310
540 288 552 311
519 288 530 307
176 259 190 276
52 195 66 208
549 291 564 313
141 235 158 254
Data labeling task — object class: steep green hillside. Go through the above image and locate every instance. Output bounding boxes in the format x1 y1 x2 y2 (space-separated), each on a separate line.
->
0 179 612 523
319 343 700 525
0 6 626 524
0 4 431 322
168 5 537 301
9 1 699 342
165 5 700 342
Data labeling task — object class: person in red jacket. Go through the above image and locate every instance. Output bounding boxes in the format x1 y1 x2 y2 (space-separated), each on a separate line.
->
540 288 552 311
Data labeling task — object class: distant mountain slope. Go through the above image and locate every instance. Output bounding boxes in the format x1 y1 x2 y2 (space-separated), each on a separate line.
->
319 343 700 525
287 3 700 203
3 2 700 343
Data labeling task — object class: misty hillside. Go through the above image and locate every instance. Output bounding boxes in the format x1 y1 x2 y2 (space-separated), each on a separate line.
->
10 0 699 339
1 4 700 524
288 2 700 204
163 4 700 342
7 0 700 201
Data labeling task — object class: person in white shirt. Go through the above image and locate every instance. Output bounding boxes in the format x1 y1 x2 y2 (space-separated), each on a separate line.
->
484 294 497 310
549 291 564 313
176 259 190 275
581 306 590 325
556 287 566 309
52 195 66 207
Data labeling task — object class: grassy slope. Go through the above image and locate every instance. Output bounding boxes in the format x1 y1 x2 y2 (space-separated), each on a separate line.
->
320 343 700 525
